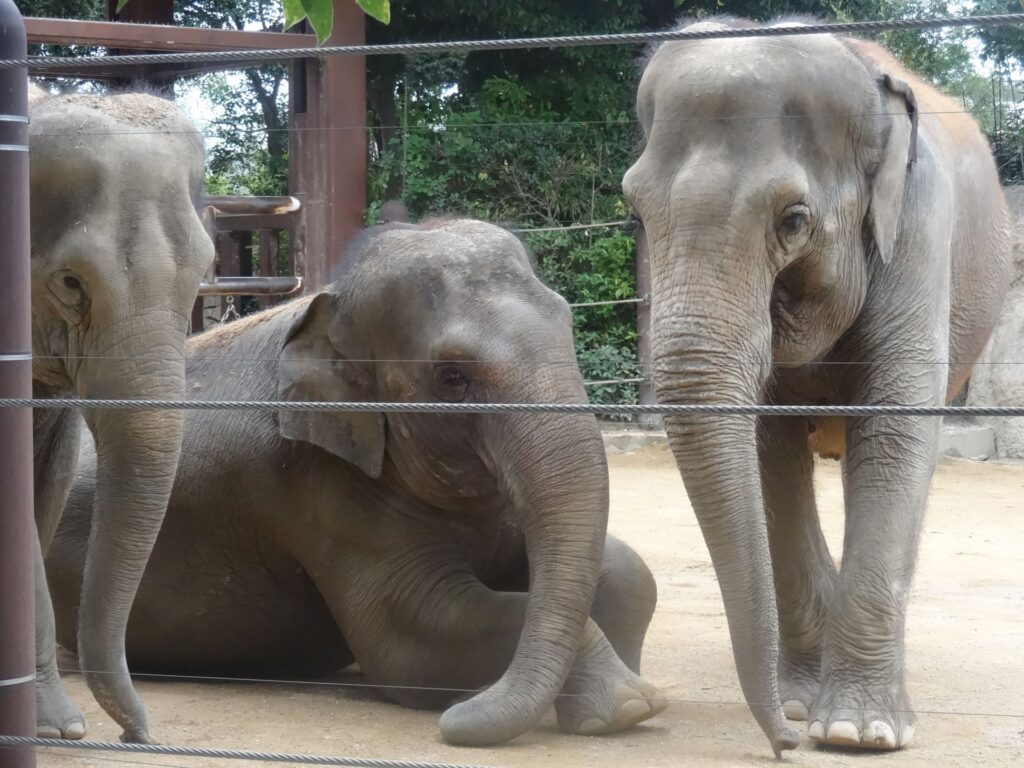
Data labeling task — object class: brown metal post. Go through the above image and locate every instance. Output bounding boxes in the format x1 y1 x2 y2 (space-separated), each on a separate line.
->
0 1 37 765
289 0 367 293
634 222 660 430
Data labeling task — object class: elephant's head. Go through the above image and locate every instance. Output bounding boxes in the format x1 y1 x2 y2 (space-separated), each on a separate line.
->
621 19 918 753
276 219 609 744
29 90 213 738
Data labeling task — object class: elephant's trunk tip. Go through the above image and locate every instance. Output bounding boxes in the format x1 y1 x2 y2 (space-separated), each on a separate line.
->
768 715 801 758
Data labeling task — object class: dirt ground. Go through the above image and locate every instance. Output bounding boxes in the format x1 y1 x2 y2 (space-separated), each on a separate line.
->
39 445 1024 768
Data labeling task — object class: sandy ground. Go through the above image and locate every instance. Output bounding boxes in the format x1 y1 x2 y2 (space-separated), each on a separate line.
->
38 446 1024 768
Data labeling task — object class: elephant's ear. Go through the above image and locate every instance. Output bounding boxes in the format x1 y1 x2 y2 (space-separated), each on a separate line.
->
865 73 918 265
277 292 385 478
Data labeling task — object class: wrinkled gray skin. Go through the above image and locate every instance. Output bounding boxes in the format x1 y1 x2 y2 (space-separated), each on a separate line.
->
47 220 666 746
28 85 213 743
622 18 1013 754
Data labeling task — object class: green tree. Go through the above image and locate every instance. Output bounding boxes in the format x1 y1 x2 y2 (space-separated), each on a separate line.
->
175 1 290 196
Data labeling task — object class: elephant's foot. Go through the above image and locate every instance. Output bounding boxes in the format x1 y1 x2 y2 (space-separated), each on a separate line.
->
119 727 154 744
555 633 666 736
36 674 86 740
81 667 152 744
778 651 821 722
807 674 914 750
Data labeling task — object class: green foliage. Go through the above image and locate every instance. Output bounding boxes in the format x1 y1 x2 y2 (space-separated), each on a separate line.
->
282 0 391 42
531 231 641 413
16 0 104 58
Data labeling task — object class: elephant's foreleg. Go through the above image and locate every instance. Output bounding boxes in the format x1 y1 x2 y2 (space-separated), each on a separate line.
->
34 407 81 551
758 416 836 722
35 537 86 739
302 545 665 741
33 407 86 739
809 412 938 750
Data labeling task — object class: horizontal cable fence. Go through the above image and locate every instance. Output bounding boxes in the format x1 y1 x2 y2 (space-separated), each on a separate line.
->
1 399 1023 417
0 737 498 768
5 14 1024 70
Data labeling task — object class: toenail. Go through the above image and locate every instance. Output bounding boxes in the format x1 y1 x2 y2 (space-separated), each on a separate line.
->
782 699 808 721
577 717 607 735
808 720 826 740
826 720 861 745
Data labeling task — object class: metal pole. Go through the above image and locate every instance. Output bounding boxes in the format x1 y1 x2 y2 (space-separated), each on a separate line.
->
633 221 661 430
0 1 36 765
197 275 302 297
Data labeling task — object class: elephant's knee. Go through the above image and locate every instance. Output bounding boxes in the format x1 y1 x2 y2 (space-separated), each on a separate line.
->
599 536 658 620
592 537 657 673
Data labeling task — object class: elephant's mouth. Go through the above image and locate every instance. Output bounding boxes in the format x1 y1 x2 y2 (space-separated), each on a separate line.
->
769 283 803 366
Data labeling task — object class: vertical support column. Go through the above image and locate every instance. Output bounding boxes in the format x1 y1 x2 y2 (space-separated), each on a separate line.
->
289 0 367 293
257 230 279 310
634 221 660 430
0 2 37 765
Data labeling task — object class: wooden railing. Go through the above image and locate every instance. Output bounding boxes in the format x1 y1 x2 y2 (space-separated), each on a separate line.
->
192 195 303 333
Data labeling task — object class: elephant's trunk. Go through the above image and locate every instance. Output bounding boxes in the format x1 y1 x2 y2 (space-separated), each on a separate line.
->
76 319 186 743
655 271 799 755
439 407 608 745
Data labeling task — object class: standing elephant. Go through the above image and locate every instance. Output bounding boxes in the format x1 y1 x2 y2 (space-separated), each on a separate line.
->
46 220 666 746
29 85 214 742
622 18 1013 754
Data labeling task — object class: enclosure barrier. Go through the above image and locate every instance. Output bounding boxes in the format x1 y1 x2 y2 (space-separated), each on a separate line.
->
3 400 1023 417
5 13 1024 70
198 276 304 297
0 736 498 768
195 194 304 332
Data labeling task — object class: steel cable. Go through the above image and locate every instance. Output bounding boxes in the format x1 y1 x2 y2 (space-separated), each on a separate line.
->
3 14 1024 71
0 737 497 768
1 398 1023 416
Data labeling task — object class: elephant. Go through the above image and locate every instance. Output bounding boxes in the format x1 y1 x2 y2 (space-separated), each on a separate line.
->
28 85 214 742
45 219 667 746
621 17 1013 755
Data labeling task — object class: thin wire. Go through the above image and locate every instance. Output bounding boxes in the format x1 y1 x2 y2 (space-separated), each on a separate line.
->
2 399 1023 416
509 220 628 234
22 108 1000 140
0 737 496 768
583 377 646 386
52 668 1024 717
24 352 1024 366
32 747 192 768
5 14 1024 71
570 297 646 308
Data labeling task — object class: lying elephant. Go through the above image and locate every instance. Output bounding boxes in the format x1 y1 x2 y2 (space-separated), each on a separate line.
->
47 220 666 745
622 16 1013 755
28 85 213 742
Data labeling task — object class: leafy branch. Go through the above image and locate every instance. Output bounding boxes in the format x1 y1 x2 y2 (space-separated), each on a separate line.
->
115 0 391 44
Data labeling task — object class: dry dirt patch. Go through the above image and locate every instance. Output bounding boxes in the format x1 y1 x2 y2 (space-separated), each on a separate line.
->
41 446 1024 767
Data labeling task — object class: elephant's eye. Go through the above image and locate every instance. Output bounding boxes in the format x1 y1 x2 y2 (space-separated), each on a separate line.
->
47 269 90 324
433 363 472 402
778 205 811 244
782 213 806 233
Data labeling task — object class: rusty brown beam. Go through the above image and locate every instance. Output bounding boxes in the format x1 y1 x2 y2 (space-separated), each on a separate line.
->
205 195 301 216
197 276 302 296
214 212 298 232
24 17 315 52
